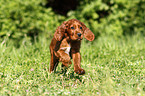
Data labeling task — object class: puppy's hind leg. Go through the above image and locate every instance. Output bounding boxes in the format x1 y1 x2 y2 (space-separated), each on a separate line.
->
49 52 59 73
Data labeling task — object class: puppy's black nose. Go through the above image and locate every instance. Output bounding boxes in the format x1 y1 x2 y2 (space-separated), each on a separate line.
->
77 33 82 37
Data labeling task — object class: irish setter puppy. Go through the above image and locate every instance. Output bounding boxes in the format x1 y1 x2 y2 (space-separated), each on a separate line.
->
49 19 95 75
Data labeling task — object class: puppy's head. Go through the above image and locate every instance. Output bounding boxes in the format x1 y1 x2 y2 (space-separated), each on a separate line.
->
54 19 95 41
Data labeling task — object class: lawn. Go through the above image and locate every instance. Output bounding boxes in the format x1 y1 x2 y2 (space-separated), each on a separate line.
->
0 35 145 95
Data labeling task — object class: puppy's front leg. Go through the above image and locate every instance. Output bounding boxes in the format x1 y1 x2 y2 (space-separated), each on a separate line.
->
72 52 85 75
57 50 71 67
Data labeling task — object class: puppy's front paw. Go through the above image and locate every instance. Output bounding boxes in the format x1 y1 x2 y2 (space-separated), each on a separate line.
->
62 61 72 67
59 54 71 62
75 68 85 75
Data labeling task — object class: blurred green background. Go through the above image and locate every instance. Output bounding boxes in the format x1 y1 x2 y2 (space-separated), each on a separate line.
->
0 0 144 46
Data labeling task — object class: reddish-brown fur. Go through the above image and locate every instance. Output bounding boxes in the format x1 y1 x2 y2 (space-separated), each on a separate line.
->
49 19 95 75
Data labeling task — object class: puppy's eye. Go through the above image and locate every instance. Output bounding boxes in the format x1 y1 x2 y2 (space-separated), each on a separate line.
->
80 27 82 29
71 27 74 29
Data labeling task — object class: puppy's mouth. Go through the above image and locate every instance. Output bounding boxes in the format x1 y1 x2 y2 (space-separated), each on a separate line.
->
71 38 82 41
77 38 82 40
71 36 83 41
77 38 82 41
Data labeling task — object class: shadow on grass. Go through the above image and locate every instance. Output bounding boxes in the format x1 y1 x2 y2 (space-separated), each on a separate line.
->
54 68 83 82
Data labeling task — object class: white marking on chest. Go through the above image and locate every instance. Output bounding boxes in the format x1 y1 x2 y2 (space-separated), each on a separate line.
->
65 43 71 55
60 43 71 55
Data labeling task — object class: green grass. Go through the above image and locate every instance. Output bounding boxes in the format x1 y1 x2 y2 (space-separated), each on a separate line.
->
0 35 145 95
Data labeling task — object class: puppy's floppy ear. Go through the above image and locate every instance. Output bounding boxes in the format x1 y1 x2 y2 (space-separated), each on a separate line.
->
54 21 66 41
84 28 95 41
81 22 95 41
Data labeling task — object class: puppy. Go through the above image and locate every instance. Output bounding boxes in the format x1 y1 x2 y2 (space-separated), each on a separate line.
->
49 19 95 75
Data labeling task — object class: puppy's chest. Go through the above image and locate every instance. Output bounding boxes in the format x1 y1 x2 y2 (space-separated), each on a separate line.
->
60 39 71 55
